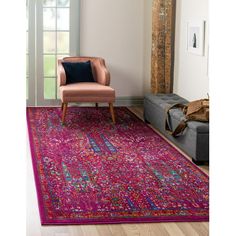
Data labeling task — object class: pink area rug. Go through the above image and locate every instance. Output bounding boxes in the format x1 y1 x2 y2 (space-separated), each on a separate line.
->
27 107 209 225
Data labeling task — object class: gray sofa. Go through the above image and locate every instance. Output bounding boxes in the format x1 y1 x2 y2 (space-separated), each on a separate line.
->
143 93 209 164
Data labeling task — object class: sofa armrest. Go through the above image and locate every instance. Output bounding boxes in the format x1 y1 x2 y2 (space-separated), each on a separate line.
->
57 59 66 86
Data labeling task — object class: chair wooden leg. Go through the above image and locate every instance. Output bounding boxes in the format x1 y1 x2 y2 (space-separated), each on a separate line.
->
61 102 64 110
109 103 115 124
62 103 68 124
95 103 98 108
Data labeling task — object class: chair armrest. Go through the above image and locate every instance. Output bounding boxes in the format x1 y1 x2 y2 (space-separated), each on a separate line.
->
57 59 66 86
92 58 110 86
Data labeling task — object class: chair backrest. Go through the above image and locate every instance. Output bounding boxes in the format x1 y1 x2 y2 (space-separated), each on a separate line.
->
57 56 110 86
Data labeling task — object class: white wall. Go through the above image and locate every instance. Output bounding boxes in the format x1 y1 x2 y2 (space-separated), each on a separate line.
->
143 0 152 94
80 0 145 97
174 0 209 101
79 0 209 100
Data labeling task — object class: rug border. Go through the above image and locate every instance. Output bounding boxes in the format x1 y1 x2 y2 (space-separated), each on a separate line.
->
26 107 209 225
41 215 209 225
27 108 47 224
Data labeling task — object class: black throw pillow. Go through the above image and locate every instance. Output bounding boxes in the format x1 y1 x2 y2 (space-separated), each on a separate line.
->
62 61 95 84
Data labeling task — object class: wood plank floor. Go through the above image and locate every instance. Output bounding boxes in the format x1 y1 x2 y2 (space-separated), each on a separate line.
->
27 106 209 236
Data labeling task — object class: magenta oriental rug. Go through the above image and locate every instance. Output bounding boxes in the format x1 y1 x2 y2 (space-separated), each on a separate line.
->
27 107 209 225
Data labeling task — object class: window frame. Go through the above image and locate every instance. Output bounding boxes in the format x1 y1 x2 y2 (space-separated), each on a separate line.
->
27 0 80 106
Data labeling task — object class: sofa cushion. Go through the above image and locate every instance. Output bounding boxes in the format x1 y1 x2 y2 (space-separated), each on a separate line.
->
145 93 188 109
144 93 209 133
169 109 209 133
62 61 95 84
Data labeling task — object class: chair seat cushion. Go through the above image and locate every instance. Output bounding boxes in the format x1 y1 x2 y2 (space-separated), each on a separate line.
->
60 82 115 103
62 61 95 84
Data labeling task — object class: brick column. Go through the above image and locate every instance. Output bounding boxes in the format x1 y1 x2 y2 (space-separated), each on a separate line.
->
151 0 176 94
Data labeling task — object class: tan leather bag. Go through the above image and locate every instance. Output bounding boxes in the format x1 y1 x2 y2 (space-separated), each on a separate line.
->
165 99 209 137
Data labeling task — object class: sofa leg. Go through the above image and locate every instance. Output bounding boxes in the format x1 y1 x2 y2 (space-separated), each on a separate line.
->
109 103 115 124
61 102 64 110
144 117 150 124
62 103 68 125
95 103 98 108
192 158 205 166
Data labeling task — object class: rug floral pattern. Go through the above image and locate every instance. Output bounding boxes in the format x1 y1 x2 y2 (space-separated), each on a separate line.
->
27 107 209 224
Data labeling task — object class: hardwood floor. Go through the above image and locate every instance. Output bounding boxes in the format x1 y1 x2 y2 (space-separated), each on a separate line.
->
27 106 209 236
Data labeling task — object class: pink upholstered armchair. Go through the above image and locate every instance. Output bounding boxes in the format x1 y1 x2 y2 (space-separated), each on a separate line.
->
58 57 115 124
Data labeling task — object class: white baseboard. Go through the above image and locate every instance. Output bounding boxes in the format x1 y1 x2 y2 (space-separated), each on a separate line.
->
27 96 144 107
114 96 143 106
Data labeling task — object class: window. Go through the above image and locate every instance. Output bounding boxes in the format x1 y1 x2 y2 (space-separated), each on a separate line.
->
27 0 79 106
43 0 70 99
26 0 29 99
